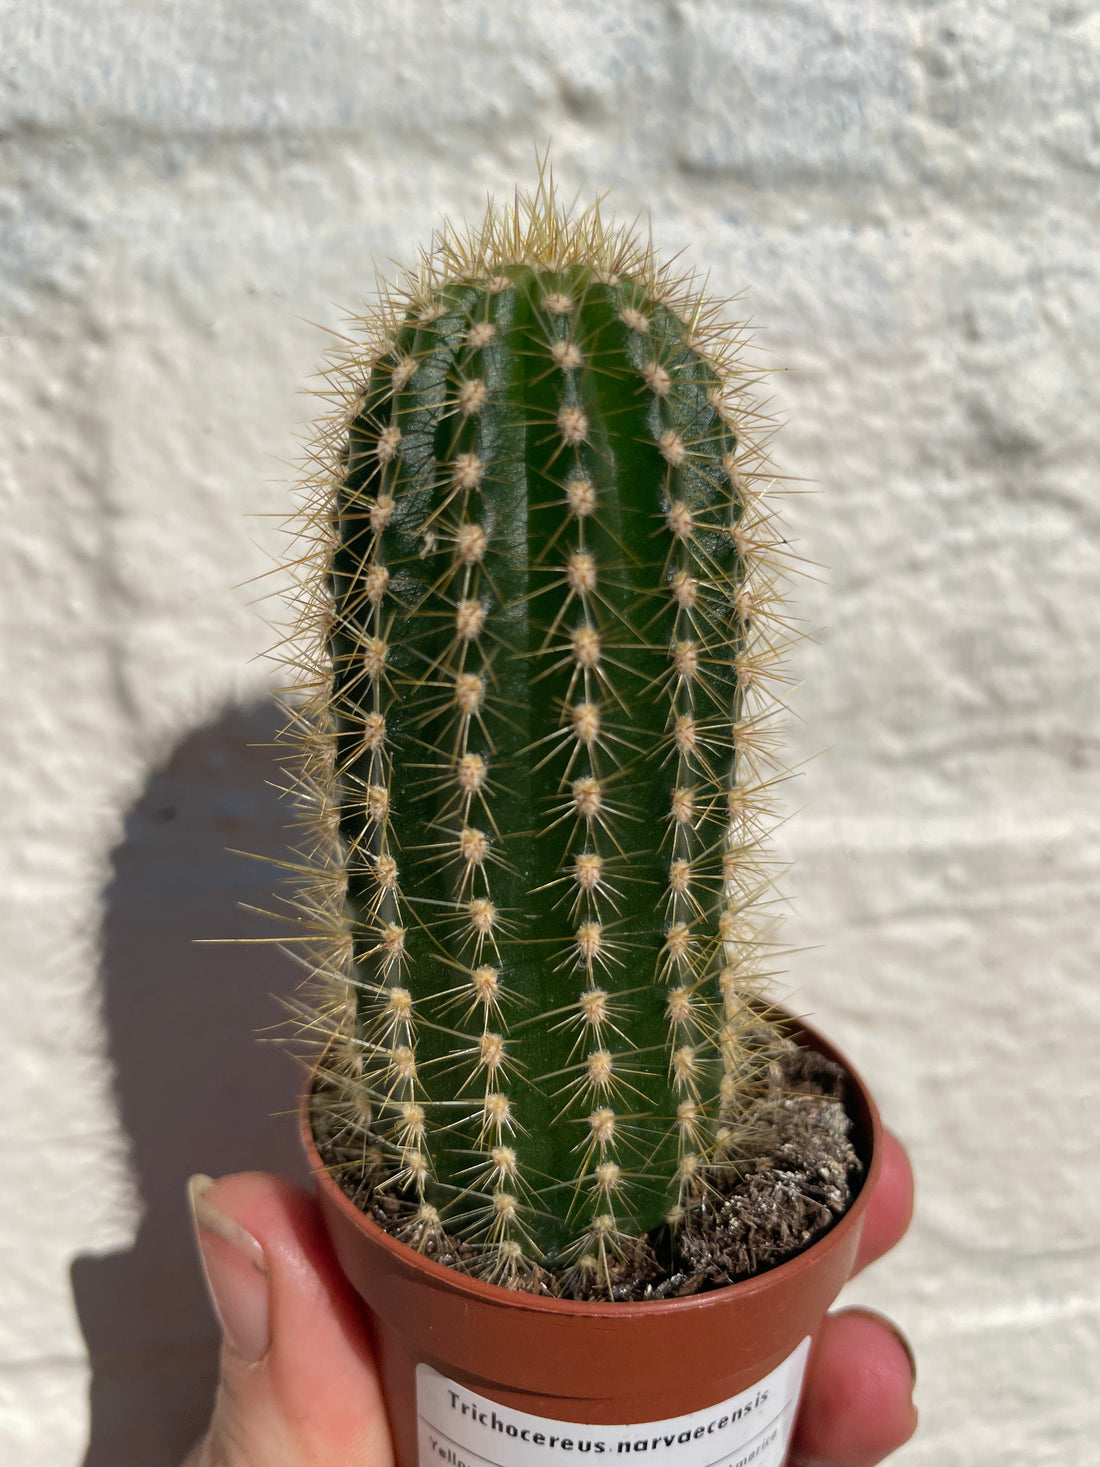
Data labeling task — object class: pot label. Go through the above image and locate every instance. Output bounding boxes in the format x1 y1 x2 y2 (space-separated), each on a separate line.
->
416 1337 810 1467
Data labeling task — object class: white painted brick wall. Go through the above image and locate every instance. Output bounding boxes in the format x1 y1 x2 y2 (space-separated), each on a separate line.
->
2 2 1097 1462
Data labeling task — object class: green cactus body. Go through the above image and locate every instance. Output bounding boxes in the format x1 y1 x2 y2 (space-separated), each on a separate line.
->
297 185 788 1286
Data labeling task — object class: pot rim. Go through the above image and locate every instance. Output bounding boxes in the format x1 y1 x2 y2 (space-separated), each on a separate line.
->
301 1009 882 1319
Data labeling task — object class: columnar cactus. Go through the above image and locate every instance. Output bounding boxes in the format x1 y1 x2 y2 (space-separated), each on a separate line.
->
290 177 794 1290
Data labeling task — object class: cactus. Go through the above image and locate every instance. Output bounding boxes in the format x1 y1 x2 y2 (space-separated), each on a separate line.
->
287 175 796 1292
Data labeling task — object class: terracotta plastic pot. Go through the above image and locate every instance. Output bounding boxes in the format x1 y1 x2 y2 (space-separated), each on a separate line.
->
302 1018 882 1467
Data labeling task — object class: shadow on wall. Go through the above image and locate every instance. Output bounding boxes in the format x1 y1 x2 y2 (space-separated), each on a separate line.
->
71 701 310 1467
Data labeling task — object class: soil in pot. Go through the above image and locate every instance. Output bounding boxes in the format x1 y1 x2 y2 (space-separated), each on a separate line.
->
311 1036 862 1302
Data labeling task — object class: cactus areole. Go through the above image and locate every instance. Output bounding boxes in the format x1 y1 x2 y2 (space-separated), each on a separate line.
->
290 179 830 1294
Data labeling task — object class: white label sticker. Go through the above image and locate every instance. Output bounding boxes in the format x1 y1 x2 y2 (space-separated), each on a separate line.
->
416 1338 810 1467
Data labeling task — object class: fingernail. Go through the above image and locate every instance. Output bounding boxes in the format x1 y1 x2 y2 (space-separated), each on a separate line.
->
886 1317 918 1388
858 1308 917 1388
188 1174 271 1364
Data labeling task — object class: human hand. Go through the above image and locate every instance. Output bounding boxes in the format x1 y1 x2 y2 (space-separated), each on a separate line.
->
182 1134 916 1467
787 1131 917 1467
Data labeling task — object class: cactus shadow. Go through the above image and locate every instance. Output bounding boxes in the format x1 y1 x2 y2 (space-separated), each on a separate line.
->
71 701 308 1467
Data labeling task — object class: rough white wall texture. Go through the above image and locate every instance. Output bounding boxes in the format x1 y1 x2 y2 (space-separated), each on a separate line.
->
2 1 1098 1462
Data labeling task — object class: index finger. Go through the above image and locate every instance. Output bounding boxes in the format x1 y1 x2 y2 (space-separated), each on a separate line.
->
852 1130 914 1276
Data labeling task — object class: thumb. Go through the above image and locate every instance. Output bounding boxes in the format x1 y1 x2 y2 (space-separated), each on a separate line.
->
184 1172 394 1467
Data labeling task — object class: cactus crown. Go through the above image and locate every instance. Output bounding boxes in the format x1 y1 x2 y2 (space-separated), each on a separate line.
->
284 174 798 1292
